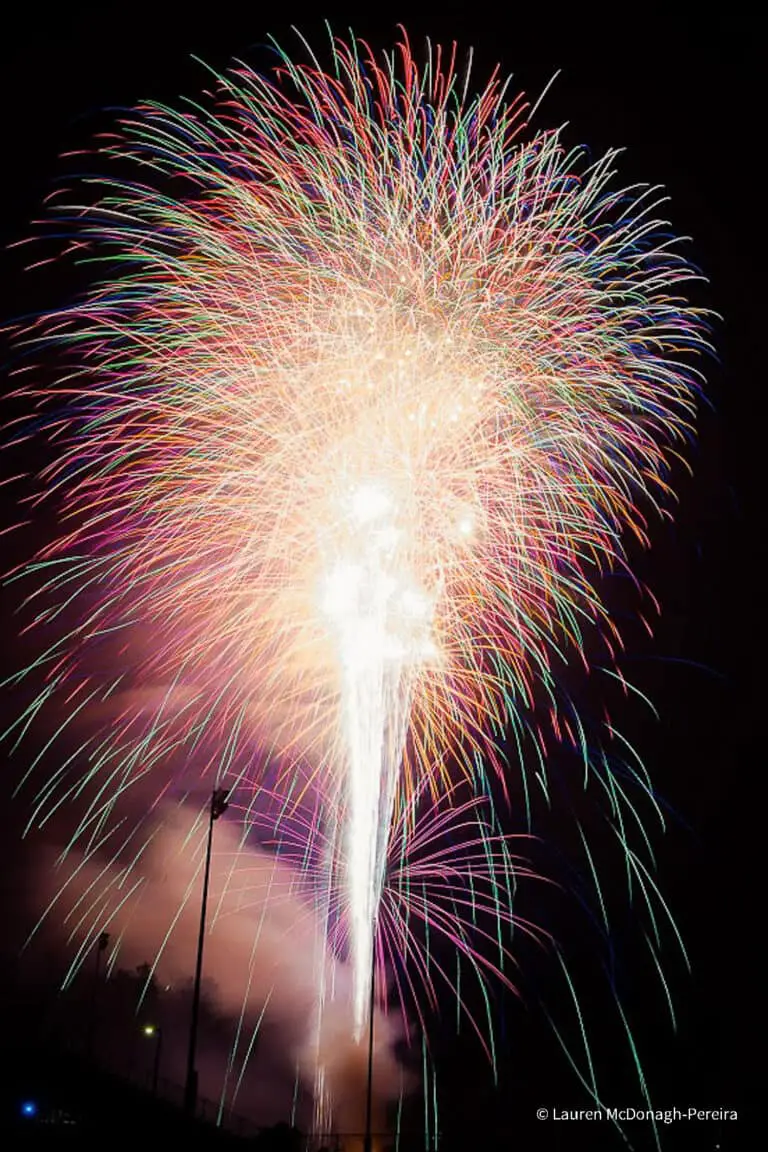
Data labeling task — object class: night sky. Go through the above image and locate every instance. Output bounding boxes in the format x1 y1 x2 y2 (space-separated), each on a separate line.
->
0 4 753 1150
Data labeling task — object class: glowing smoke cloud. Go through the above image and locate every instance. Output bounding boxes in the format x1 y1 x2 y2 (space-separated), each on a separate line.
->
5 27 708 1133
36 802 405 1131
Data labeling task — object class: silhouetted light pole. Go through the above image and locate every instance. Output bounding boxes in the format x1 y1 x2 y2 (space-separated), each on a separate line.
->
183 784 230 1118
87 931 110 1056
143 1024 163 1097
364 936 376 1152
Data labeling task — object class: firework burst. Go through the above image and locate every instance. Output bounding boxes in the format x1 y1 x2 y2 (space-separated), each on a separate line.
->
4 28 708 1138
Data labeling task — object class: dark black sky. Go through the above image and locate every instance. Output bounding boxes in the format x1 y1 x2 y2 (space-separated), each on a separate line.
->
0 4 755 1150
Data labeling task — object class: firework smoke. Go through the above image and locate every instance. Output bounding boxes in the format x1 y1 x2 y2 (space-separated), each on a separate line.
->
35 798 405 1131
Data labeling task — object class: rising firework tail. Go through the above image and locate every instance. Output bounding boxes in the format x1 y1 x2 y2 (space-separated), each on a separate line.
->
2 27 710 1144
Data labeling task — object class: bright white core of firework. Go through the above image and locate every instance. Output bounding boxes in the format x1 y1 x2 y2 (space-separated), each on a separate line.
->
320 481 436 1036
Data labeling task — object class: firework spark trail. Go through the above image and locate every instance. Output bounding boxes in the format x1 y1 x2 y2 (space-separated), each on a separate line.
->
4 28 708 1128
320 480 436 1035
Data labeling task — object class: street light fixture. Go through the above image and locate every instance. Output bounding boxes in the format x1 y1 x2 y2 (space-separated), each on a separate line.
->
183 784 230 1118
142 1024 163 1097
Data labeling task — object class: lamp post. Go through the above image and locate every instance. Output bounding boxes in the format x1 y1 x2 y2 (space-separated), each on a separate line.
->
87 931 110 1056
363 934 376 1152
142 1024 163 1097
183 784 230 1118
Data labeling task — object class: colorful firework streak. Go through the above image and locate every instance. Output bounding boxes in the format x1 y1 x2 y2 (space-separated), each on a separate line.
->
4 28 709 1141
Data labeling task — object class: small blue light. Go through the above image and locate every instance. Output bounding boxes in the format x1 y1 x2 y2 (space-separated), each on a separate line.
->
21 1100 38 1118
